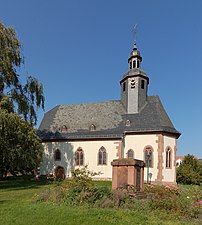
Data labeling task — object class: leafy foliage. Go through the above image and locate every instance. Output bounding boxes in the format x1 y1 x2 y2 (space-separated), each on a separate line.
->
35 166 202 220
63 166 111 206
0 110 43 178
69 165 99 189
177 154 202 185
145 184 202 219
145 184 180 211
0 21 44 125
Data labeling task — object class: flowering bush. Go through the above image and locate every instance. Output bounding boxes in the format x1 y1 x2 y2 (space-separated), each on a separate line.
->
145 184 202 219
145 184 180 211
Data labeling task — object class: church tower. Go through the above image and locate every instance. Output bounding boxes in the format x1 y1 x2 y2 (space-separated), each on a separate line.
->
120 40 149 114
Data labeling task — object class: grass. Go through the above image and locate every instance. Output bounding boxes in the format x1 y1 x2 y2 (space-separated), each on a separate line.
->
0 177 201 225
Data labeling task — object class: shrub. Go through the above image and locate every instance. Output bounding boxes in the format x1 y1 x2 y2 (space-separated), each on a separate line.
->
64 184 111 206
177 154 202 185
63 166 111 206
68 165 98 190
145 184 180 211
145 184 202 219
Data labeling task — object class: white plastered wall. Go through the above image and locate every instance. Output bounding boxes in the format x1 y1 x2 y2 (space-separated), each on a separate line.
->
124 134 159 182
40 141 74 178
40 135 177 183
162 136 176 183
40 140 120 179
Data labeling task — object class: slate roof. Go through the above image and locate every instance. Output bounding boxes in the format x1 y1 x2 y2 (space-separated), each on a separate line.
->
121 68 148 81
38 96 181 140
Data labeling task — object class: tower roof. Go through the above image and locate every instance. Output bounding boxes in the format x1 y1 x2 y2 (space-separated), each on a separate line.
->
128 40 142 63
120 67 148 84
121 40 148 84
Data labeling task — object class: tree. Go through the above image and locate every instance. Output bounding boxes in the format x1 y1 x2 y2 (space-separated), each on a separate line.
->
0 110 43 178
0 22 45 178
0 21 44 125
176 154 202 185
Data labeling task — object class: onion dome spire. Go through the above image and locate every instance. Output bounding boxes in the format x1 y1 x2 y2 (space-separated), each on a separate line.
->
128 40 142 70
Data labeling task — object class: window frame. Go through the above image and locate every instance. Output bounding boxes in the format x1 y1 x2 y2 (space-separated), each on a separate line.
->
98 146 107 165
90 124 96 131
54 149 61 161
144 146 153 168
165 147 172 169
60 125 68 133
75 148 84 166
127 149 134 159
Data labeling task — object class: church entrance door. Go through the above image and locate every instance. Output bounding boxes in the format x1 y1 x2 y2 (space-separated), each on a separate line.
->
55 166 65 180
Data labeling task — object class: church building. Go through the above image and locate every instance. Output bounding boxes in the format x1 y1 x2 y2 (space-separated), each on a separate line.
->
38 39 181 185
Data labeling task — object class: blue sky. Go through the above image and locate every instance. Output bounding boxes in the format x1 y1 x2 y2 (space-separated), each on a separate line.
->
1 0 202 158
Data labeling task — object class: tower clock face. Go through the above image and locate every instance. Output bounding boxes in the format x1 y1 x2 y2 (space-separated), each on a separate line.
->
130 79 136 88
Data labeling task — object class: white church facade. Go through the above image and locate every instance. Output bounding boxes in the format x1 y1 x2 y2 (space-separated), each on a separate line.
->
38 40 180 185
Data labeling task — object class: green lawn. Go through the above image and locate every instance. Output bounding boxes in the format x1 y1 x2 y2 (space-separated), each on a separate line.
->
0 178 201 225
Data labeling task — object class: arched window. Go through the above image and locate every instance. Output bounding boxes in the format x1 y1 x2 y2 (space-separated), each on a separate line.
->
125 120 131 127
54 149 61 161
60 125 68 133
75 148 84 166
98 146 107 165
90 124 96 131
166 147 172 168
127 149 134 159
133 60 136 68
144 146 153 168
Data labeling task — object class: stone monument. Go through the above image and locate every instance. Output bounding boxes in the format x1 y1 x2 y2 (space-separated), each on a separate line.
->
111 158 144 191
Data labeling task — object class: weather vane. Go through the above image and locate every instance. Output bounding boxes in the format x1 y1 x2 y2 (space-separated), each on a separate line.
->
131 24 138 41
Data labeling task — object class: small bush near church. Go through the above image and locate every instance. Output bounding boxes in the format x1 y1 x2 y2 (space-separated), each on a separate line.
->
63 166 111 206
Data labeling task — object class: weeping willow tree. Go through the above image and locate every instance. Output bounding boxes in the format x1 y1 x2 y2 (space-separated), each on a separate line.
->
0 22 45 178
0 21 44 125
